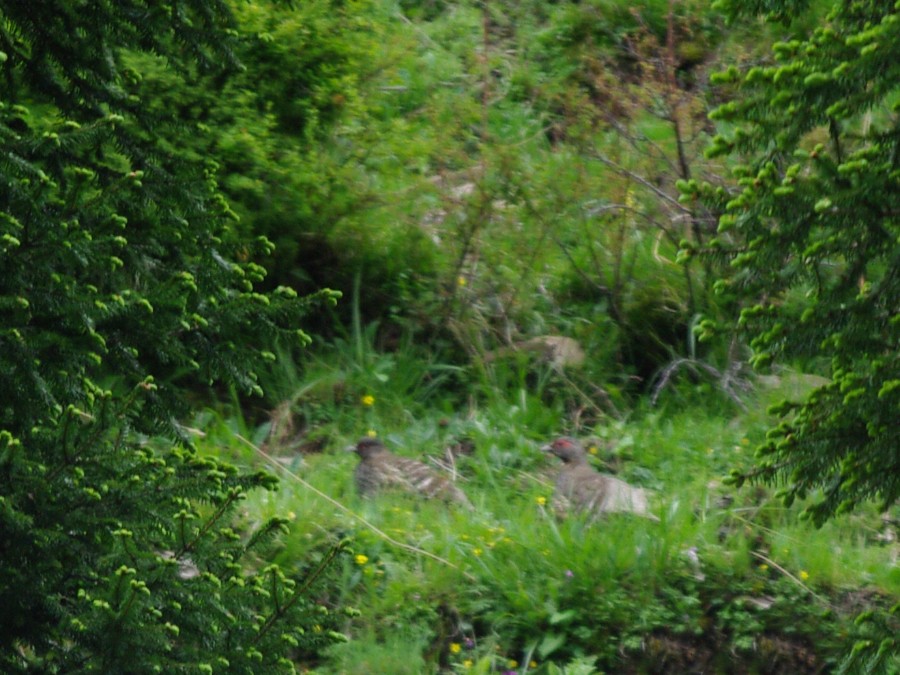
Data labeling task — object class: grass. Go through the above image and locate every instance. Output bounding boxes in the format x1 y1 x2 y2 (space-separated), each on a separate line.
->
195 343 899 674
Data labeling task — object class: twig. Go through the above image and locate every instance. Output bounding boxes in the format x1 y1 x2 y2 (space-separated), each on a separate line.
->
728 512 802 545
750 550 832 606
235 434 476 581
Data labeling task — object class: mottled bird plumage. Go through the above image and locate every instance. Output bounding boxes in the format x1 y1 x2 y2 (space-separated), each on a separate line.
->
543 437 657 521
350 437 472 508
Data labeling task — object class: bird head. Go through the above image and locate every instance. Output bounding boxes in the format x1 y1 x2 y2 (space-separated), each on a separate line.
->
541 436 586 464
347 437 386 459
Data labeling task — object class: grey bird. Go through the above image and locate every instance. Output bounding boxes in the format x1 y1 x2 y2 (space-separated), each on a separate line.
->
348 437 473 508
542 437 658 521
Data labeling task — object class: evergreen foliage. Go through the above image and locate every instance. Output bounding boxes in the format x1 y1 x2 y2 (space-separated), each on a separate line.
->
684 0 899 524
0 1 345 670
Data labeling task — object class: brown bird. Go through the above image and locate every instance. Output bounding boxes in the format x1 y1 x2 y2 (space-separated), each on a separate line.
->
348 437 473 508
542 437 658 521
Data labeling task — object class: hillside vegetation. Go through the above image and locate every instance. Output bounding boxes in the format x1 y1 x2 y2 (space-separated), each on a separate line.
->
1 0 897 672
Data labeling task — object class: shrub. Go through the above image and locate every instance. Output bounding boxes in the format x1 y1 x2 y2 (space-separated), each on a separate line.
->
0 0 345 670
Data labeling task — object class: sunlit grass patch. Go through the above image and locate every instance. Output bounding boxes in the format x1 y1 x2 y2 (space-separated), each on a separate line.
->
195 359 898 673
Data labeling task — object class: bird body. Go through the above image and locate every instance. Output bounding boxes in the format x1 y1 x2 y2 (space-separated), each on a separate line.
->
349 437 472 508
543 437 657 521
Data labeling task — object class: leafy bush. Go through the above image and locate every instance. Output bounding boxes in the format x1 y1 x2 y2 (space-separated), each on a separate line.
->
691 0 900 524
0 0 346 670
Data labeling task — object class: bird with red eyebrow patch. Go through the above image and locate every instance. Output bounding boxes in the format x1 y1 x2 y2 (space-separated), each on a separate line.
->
542 436 658 521
348 437 473 508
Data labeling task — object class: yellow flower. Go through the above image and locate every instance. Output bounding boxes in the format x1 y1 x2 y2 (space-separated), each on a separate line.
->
507 660 518 669
472 547 482 557
800 570 809 581
530 661 538 668
740 437 750 446
462 660 473 669
361 395 375 406
588 445 599 455
450 643 462 654
457 275 467 287
366 428 377 437
354 554 369 565
536 496 547 506
758 564 769 571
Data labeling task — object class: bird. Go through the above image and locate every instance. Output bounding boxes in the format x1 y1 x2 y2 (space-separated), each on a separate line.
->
348 437 473 508
542 436 658 521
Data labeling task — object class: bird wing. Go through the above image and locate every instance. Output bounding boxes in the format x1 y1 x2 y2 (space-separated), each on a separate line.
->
367 453 472 507
558 466 655 520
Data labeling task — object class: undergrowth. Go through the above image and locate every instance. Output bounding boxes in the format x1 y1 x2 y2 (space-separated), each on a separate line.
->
196 340 900 674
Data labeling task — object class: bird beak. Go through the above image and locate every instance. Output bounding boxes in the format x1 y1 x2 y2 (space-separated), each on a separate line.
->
344 443 357 453
540 443 552 453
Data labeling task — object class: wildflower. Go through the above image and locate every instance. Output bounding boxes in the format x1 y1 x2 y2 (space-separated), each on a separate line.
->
457 275 467 287
530 661 538 668
588 445 599 455
741 437 750 445
286 510 296 521
462 660 473 669
464 638 475 649
800 570 810 581
536 496 547 506
472 547 483 557
758 564 769 572
361 395 375 406
366 429 377 437
450 643 462 654
507 660 519 669
354 554 369 566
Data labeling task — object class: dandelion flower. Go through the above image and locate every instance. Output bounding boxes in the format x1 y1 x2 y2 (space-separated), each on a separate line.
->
536 496 547 506
588 445 599 455
361 395 375 406
354 554 369 565
462 660 473 669
450 643 462 654
800 570 809 581
472 547 483 557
